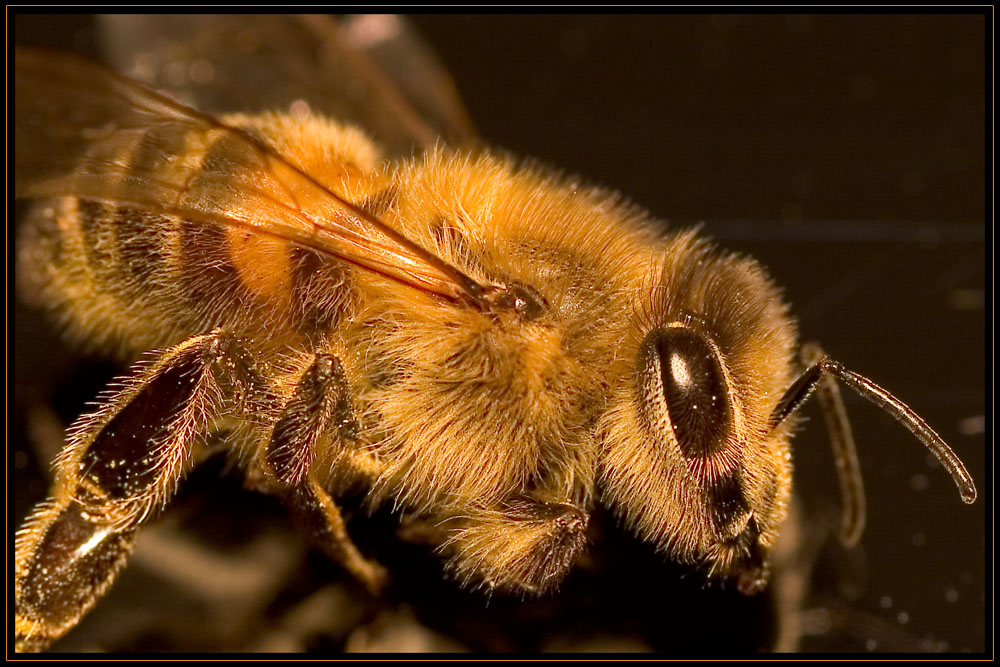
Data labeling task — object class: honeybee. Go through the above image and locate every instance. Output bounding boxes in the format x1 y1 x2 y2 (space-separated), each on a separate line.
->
14 14 985 653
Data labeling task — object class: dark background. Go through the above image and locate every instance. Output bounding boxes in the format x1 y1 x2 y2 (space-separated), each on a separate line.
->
13 12 988 654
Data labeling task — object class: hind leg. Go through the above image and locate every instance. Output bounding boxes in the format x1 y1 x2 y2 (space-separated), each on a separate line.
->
15 330 255 652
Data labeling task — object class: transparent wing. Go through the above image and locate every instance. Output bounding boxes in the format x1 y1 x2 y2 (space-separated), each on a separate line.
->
96 13 478 158
15 48 483 303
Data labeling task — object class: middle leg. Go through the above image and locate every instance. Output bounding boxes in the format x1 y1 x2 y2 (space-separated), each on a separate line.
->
257 351 387 594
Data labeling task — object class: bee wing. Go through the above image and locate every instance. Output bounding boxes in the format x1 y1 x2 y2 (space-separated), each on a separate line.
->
15 48 484 303
96 14 478 158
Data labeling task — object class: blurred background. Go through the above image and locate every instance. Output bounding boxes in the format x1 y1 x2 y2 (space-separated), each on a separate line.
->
13 13 987 654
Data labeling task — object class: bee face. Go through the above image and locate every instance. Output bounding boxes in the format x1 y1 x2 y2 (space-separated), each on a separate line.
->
14 13 985 654
600 232 797 590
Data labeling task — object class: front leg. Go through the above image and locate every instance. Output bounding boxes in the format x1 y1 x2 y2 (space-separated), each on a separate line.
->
443 499 590 595
14 330 249 652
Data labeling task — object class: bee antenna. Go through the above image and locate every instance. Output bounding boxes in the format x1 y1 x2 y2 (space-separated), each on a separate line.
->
769 346 978 543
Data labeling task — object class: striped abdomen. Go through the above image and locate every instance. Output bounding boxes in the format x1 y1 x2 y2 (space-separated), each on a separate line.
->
15 113 394 355
17 194 358 355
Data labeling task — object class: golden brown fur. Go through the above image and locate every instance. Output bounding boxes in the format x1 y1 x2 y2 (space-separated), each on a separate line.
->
14 17 979 653
14 49 796 649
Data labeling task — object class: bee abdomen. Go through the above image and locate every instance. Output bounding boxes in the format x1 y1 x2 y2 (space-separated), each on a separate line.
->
18 195 355 353
17 197 176 352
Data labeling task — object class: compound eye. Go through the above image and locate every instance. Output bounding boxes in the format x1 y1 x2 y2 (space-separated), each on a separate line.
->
651 327 732 458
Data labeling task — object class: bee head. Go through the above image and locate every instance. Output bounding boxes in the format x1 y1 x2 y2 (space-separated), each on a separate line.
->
598 231 798 592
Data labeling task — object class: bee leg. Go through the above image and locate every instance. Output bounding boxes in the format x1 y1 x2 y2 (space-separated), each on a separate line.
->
445 499 590 595
14 331 236 652
287 478 389 594
262 352 388 595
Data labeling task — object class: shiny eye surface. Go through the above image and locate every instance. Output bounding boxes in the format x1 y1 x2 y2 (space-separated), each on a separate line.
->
643 327 732 457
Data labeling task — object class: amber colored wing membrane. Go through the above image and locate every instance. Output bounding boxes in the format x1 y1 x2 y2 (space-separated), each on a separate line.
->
14 48 485 304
